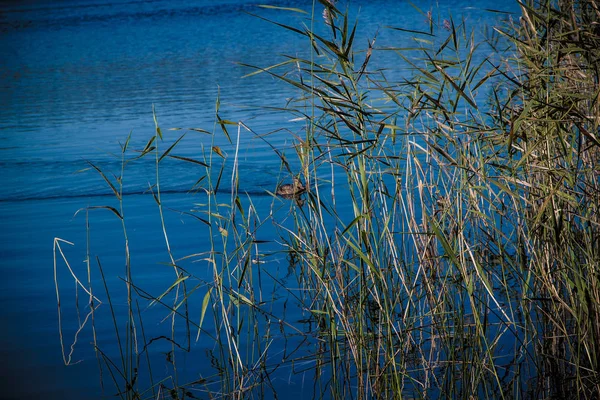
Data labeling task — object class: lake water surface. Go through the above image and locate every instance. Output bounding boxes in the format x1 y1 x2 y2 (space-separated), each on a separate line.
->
0 1 518 398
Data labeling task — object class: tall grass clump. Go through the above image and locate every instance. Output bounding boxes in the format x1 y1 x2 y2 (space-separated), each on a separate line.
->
494 1 600 396
55 0 599 398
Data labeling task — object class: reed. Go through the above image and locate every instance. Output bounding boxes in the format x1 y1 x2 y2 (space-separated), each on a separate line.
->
54 0 599 398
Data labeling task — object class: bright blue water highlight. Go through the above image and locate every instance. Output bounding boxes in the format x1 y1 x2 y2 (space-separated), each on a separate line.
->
0 1 519 398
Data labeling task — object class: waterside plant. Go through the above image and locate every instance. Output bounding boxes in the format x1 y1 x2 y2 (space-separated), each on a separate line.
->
54 0 599 398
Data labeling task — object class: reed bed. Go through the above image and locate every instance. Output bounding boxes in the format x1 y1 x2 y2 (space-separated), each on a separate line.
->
54 0 599 398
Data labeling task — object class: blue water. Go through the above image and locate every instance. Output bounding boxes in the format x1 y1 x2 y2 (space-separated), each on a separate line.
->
0 0 519 398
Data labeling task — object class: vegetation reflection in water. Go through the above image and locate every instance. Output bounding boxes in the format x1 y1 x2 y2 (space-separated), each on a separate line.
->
54 0 600 398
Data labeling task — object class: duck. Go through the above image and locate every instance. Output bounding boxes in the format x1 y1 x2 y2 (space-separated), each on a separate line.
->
276 176 306 197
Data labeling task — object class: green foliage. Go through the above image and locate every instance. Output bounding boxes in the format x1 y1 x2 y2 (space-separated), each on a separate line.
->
55 0 600 398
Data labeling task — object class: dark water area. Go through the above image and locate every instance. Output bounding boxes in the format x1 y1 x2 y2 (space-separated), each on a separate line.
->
0 0 519 398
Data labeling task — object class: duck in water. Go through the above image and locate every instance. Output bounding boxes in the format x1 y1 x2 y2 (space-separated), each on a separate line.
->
276 176 306 198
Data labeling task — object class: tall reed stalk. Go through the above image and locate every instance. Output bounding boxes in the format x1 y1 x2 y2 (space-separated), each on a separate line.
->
55 0 599 398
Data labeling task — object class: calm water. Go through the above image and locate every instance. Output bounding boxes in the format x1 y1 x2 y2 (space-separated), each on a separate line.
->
0 1 517 398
